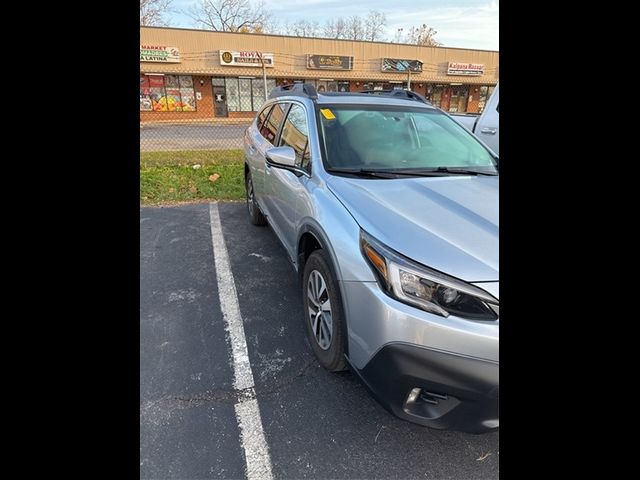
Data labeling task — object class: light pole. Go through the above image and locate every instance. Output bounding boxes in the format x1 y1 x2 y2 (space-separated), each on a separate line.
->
257 52 268 101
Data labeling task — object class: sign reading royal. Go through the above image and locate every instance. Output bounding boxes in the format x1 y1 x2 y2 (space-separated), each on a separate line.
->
219 50 274 67
140 45 180 63
307 54 353 70
447 62 485 76
381 58 423 72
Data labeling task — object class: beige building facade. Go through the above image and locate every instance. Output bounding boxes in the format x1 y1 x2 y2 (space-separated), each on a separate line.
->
140 26 499 123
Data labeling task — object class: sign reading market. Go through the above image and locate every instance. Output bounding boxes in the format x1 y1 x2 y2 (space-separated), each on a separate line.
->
140 45 181 63
307 54 353 70
381 58 423 72
219 50 274 67
447 62 484 76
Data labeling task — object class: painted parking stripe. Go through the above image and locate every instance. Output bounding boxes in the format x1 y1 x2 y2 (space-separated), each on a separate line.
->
209 202 274 480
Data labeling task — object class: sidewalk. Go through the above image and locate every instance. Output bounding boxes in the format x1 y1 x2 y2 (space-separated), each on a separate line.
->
141 118 252 127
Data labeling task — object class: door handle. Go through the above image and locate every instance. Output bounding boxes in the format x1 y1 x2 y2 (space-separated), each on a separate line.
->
248 144 256 154
480 127 497 135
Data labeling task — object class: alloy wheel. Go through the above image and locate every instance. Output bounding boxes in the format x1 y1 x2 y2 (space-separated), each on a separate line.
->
307 270 333 350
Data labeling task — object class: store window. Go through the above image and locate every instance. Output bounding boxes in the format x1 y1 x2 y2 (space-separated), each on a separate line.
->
315 80 338 93
225 78 276 112
447 85 469 113
140 74 196 112
427 84 470 113
429 84 444 107
478 86 496 113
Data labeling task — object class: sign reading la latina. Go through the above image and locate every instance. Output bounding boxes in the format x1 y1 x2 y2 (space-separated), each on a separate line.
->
140 45 180 63
447 62 484 76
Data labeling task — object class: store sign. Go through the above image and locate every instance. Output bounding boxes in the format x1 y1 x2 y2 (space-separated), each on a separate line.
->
307 55 353 70
447 62 484 76
381 58 422 72
140 45 180 63
219 50 274 67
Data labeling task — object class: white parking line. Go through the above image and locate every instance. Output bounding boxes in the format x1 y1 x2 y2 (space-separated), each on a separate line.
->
209 202 274 480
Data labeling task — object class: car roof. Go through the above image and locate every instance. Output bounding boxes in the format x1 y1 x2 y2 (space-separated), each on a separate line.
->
270 92 436 109
316 92 436 109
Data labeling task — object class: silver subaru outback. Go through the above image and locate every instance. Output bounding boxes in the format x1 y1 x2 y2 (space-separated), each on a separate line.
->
243 83 498 433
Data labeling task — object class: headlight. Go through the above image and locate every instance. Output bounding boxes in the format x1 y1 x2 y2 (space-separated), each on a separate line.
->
360 230 498 320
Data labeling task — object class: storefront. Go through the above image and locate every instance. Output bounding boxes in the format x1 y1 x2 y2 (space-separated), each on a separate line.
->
140 28 499 122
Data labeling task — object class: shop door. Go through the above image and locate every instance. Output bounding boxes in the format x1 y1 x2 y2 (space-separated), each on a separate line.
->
448 85 469 113
440 88 452 111
213 85 228 117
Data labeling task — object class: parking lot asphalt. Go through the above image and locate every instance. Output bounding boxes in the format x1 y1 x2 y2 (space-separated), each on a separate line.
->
140 202 499 479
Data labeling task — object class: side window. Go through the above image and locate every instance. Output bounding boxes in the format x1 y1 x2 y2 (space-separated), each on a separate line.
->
278 104 311 170
256 105 273 133
262 102 288 145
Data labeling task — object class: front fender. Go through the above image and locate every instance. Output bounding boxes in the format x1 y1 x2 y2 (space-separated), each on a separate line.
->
296 187 375 283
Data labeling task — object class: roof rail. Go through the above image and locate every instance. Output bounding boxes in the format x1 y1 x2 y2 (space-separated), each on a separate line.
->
360 89 431 105
268 83 318 100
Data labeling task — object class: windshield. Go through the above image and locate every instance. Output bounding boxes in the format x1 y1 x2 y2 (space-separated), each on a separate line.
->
317 104 498 174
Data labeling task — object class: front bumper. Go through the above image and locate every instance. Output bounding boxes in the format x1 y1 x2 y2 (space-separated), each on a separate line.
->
350 343 498 433
341 281 498 433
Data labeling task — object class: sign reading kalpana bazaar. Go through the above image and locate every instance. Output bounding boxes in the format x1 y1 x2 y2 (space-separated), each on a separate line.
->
140 45 181 63
219 50 275 67
447 62 485 76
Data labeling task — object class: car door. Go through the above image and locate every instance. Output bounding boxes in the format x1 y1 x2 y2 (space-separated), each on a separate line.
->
246 104 274 200
265 102 312 258
253 102 289 220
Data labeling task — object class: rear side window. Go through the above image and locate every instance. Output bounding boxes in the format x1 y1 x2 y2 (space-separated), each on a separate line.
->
262 102 289 145
279 104 310 170
256 105 272 131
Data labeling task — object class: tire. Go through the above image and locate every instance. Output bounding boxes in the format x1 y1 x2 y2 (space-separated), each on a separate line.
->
245 171 267 226
302 249 347 372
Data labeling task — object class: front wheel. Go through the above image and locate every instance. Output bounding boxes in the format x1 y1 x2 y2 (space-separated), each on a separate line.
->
245 171 266 226
302 250 347 372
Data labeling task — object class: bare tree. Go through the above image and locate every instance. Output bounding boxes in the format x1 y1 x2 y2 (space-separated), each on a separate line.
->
405 24 442 46
185 0 272 32
322 18 347 39
290 19 320 37
345 15 365 40
364 10 386 41
391 27 405 43
140 0 173 26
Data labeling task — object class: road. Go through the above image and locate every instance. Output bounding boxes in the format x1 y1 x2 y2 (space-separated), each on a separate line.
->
140 124 249 152
140 202 499 479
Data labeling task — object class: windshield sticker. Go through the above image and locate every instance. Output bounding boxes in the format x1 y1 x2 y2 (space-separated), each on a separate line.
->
320 108 336 120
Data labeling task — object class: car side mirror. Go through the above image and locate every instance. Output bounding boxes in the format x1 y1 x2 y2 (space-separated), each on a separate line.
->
265 146 296 168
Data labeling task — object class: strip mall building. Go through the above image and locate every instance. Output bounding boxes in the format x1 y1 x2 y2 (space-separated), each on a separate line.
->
140 26 499 123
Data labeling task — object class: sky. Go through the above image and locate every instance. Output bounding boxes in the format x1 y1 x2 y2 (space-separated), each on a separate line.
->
167 0 499 51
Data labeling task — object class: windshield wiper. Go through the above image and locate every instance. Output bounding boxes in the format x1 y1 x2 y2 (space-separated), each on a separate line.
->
326 167 458 178
393 167 498 176
325 168 400 178
326 166 497 178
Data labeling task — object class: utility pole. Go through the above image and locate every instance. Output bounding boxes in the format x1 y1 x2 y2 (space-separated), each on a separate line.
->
258 52 268 101
407 68 411 91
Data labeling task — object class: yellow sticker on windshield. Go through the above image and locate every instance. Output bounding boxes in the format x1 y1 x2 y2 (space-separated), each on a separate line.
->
320 108 336 120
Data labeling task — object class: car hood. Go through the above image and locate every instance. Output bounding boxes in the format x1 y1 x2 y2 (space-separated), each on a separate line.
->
327 175 499 282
